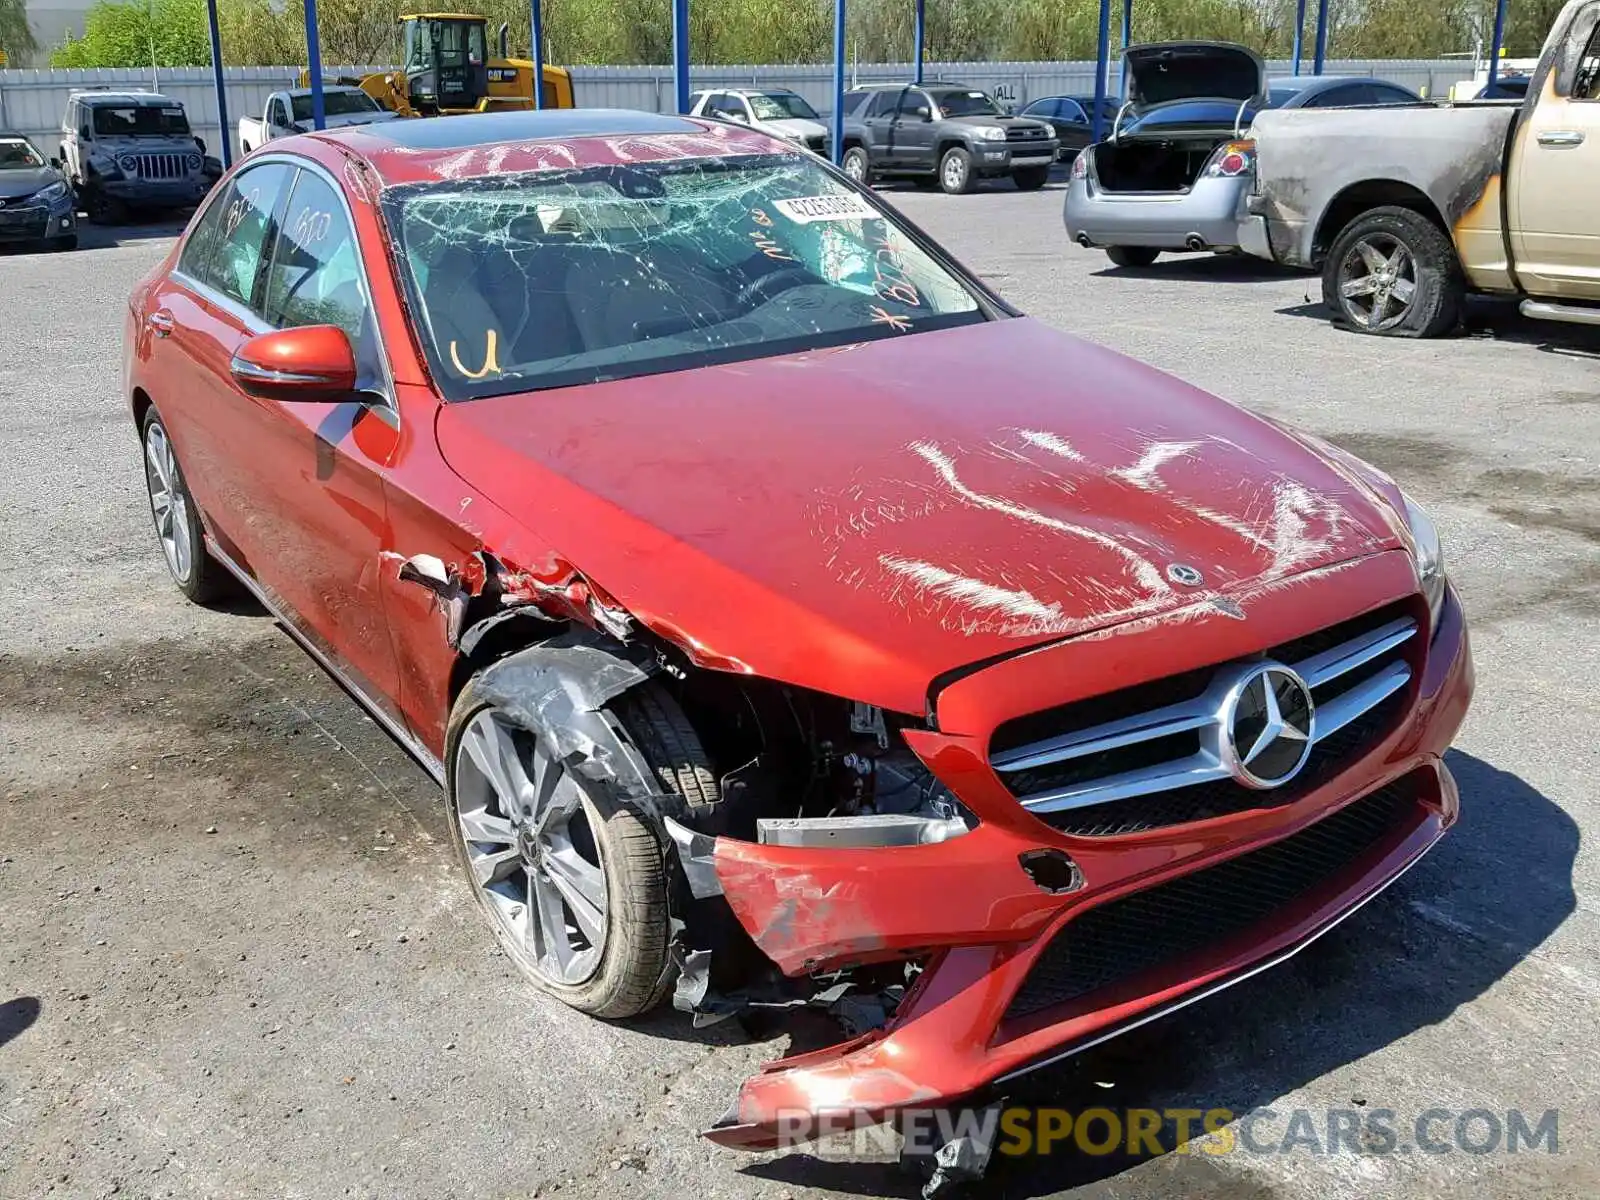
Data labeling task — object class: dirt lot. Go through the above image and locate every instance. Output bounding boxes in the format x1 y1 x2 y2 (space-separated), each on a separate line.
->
1 184 1597 1200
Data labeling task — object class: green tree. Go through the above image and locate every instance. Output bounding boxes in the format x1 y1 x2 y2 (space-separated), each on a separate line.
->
0 0 40 65
51 0 209 67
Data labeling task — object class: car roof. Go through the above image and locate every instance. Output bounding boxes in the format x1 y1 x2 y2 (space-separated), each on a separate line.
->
694 87 801 97
75 91 180 106
318 108 788 186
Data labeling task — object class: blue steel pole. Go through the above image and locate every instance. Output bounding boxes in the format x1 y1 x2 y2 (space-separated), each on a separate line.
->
1312 0 1329 75
831 0 846 164
1486 0 1508 89
1291 0 1306 76
531 0 545 109
1117 0 1131 98
305 0 326 129
1090 0 1110 143
671 0 690 113
204 0 231 168
913 0 925 85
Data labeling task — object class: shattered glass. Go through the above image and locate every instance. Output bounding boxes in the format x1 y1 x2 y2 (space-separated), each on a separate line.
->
383 153 986 400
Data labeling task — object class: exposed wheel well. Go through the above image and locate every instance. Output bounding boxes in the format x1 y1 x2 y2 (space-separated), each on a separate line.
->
842 137 866 152
936 138 969 161
1314 181 1449 263
131 386 153 430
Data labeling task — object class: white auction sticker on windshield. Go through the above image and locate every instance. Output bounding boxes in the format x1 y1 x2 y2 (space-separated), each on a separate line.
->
773 193 881 224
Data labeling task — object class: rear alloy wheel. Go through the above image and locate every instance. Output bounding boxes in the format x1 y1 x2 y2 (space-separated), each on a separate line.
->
1012 165 1050 190
446 680 716 1019
938 147 975 194
140 409 228 603
1105 245 1160 268
1323 206 1464 337
841 146 871 185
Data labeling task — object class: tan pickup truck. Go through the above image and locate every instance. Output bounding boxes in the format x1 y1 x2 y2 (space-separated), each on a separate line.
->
1240 0 1600 336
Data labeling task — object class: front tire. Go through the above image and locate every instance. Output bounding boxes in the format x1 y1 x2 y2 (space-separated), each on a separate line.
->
1105 245 1160 268
1012 165 1050 190
938 146 975 194
140 408 228 603
83 184 124 225
1322 206 1464 337
446 679 716 1019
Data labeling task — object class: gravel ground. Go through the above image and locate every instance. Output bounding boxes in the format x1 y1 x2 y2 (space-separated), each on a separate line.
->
1 182 1596 1200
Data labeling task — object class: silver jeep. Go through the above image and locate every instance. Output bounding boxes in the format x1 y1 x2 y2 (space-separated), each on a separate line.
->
60 90 210 224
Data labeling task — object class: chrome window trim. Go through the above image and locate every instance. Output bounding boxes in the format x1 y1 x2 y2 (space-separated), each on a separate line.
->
171 150 401 427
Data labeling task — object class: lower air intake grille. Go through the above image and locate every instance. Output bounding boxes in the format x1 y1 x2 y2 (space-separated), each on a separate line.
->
1004 776 1421 1021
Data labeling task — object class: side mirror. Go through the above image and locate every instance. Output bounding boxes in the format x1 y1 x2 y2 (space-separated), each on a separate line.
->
914 105 932 121
729 111 750 123
230 326 357 402
195 137 206 155
80 125 92 141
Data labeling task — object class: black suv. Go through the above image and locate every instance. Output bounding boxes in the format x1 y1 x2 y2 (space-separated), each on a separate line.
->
838 83 1059 193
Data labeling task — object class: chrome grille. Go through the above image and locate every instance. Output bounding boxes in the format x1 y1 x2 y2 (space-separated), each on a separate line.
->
132 153 186 180
1006 126 1047 142
990 603 1419 835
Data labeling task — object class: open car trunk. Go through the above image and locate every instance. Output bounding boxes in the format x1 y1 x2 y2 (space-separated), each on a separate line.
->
1091 132 1236 193
1091 40 1264 194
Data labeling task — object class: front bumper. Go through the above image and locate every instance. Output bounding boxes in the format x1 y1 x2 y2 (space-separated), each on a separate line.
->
102 177 207 207
0 200 76 244
1064 171 1252 251
973 141 1060 175
703 554 1473 1151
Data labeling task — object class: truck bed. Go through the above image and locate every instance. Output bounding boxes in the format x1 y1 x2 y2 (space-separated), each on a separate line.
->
1247 104 1518 271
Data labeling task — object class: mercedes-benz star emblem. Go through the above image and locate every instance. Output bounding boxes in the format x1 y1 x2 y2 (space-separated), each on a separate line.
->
1167 563 1204 587
1225 664 1314 789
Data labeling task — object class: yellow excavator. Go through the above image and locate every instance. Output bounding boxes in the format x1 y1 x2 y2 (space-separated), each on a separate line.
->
301 13 573 118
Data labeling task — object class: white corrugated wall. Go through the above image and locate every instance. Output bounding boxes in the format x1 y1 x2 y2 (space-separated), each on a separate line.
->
0 58 1465 160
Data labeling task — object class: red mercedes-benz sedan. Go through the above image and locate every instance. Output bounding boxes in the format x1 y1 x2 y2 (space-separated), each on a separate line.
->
124 109 1471 1154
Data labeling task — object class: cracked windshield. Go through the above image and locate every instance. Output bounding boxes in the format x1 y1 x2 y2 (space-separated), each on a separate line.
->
386 153 985 399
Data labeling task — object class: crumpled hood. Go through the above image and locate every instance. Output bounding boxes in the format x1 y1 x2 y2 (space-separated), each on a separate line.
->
0 168 59 200
435 318 1402 714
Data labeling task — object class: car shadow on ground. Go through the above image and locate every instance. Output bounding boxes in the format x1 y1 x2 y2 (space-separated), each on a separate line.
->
1274 295 1600 358
0 996 42 1051
739 749 1578 1197
1093 253 1303 284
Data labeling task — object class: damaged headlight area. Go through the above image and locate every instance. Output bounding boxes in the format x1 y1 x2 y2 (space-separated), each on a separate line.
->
1400 491 1447 631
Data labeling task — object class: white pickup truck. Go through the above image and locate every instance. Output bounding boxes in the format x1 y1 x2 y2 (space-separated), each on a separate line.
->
238 86 400 154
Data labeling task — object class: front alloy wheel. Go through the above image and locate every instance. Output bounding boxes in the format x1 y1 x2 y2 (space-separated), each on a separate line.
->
455 709 611 987
939 147 974 194
841 146 870 184
446 680 717 1019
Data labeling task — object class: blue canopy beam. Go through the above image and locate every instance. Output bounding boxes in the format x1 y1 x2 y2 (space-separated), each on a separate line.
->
1312 0 1329 74
1291 0 1307 76
1090 0 1111 142
913 0 925 85
304 0 326 129
1117 0 1132 97
1486 0 1509 89
530 0 545 109
671 0 690 113
831 0 847 163
204 0 231 167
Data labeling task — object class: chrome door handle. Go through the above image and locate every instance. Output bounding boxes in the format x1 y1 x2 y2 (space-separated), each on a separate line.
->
1536 130 1585 147
147 311 174 337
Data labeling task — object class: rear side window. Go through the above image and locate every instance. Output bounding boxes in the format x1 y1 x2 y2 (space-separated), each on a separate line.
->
1576 23 1600 99
866 90 900 118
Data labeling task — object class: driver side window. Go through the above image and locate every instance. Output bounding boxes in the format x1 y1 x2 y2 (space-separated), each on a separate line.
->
261 168 379 382
1576 24 1600 99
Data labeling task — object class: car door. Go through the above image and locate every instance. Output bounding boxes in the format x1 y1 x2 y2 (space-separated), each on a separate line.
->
892 89 938 169
1048 98 1093 151
146 159 297 567
1511 12 1600 298
862 90 902 163
231 162 406 714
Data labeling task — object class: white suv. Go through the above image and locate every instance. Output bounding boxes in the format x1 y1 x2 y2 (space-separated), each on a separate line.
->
688 88 830 154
